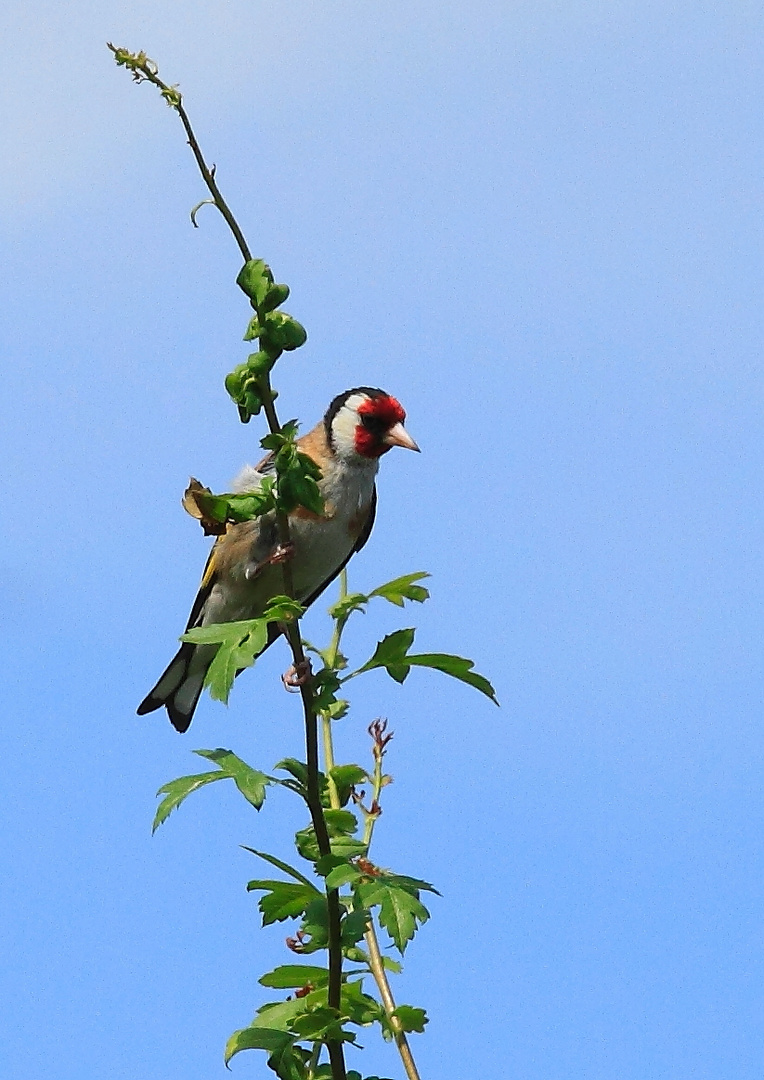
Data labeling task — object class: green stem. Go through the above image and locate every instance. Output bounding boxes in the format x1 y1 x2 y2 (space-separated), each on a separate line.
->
327 568 349 668
318 652 422 1080
306 1040 322 1080
365 922 421 1080
362 745 384 848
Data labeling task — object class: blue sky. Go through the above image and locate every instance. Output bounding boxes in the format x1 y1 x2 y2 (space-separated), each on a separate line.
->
3 2 764 1077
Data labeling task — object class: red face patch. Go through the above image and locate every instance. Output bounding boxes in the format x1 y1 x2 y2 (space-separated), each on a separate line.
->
354 395 406 458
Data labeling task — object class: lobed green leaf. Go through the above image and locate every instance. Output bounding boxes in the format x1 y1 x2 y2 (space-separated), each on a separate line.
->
369 572 430 607
152 771 225 833
390 1005 429 1034
406 652 499 703
355 880 430 954
328 591 369 620
194 748 270 810
350 628 498 703
247 880 321 924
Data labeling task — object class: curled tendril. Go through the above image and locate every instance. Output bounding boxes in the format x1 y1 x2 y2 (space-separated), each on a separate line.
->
190 198 216 228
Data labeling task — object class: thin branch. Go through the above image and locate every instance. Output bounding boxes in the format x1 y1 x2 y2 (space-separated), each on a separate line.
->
110 46 346 1080
107 46 252 263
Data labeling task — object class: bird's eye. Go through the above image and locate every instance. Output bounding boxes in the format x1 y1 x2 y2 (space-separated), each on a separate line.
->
360 413 386 433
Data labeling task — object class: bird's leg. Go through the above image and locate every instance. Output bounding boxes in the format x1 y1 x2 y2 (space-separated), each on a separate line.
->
282 657 313 692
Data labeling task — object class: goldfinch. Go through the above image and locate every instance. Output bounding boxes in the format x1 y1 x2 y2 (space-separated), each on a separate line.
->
137 387 419 731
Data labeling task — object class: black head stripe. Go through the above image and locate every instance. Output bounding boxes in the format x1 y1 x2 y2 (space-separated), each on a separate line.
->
324 386 387 448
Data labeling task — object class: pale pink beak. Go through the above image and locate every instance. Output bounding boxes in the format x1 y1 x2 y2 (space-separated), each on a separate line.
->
384 422 420 452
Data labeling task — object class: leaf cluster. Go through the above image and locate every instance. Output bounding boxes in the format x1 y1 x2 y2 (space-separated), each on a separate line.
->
227 260 307 423
304 571 498 715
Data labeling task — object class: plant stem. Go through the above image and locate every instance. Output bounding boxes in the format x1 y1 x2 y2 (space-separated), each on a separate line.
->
365 921 422 1080
306 1040 322 1079
327 568 349 668
108 47 252 264
319 643 422 1080
114 50 347 1079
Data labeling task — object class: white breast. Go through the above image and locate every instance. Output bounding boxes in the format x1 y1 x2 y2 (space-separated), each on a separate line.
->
229 454 378 602
290 458 378 598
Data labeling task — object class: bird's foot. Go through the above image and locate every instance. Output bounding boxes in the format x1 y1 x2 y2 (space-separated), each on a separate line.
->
282 658 312 692
268 541 295 566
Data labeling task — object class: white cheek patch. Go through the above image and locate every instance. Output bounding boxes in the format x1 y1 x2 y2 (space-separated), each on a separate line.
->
332 395 369 457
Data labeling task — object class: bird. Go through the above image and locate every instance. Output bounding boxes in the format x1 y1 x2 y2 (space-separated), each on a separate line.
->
137 387 419 732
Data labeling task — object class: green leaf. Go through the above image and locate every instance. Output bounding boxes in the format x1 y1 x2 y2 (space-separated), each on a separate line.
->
262 595 306 622
365 628 415 667
356 881 430 953
376 871 440 896
329 765 368 806
180 619 265 701
324 809 358 836
236 258 274 306
391 1005 429 1034
340 908 370 948
369 572 430 607
278 467 324 516
261 311 308 351
247 881 321 924
244 349 276 377
290 1006 348 1041
241 847 315 888
224 1025 298 1072
295 826 367 862
405 652 498 704
275 758 309 790
341 980 386 1027
181 619 261 646
259 965 329 989
242 315 261 341
328 592 369 620
299 896 329 952
194 749 270 810
341 1074 395 1080
349 628 498 704
324 862 363 889
223 489 276 522
324 697 350 721
311 669 343 714
152 771 225 833
260 282 291 313
181 617 280 703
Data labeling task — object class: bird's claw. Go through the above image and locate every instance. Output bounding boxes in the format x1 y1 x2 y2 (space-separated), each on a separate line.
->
269 541 295 566
282 658 312 692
